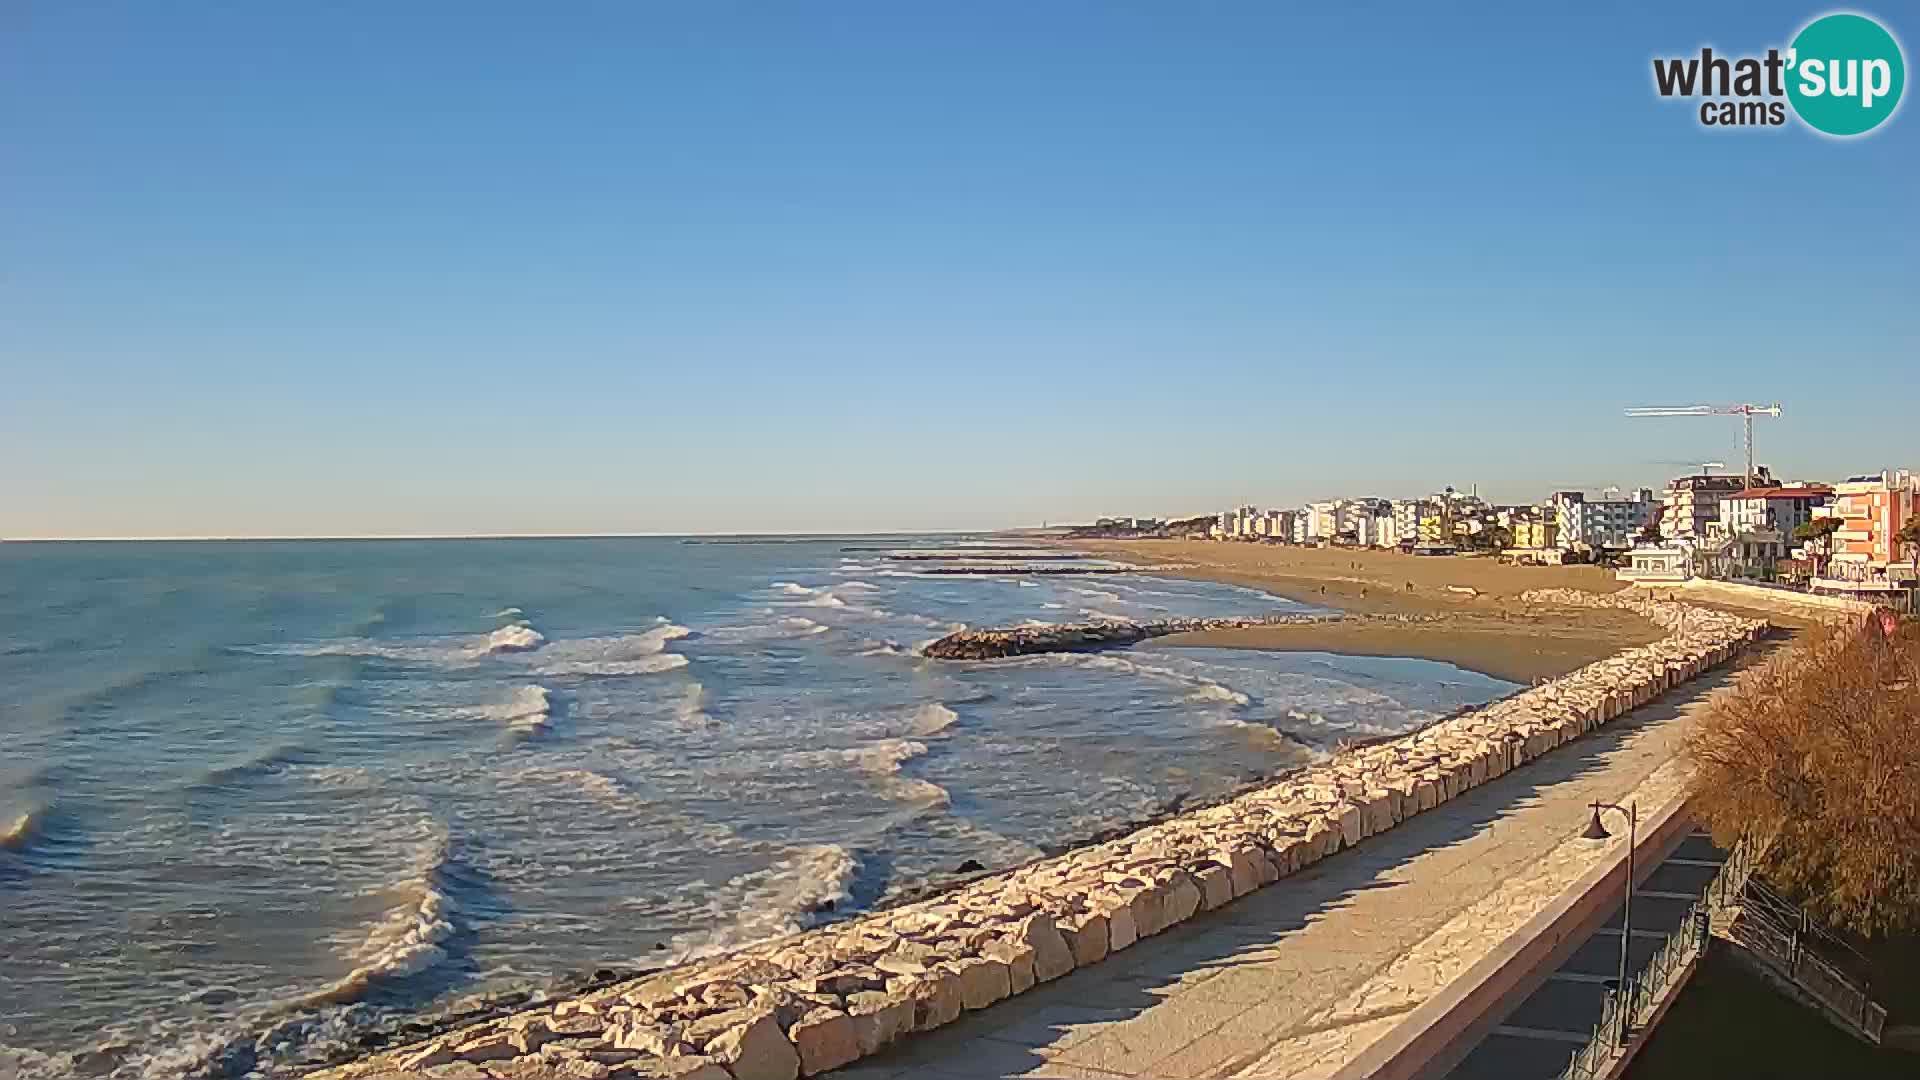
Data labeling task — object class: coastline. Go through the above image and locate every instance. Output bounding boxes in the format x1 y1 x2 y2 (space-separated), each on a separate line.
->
1075 539 1662 683
310 592 1770 1080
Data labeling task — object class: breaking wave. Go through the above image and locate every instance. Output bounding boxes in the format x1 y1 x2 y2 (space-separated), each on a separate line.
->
906 702 959 736
531 622 692 676
843 738 927 776
487 685 554 736
1073 654 1254 707
294 826 462 1009
191 742 310 790
662 844 857 964
484 624 546 654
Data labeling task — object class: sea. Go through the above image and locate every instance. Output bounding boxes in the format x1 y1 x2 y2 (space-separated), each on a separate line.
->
0 537 1516 1078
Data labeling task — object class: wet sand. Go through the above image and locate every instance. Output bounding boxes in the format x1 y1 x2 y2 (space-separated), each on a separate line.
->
1079 540 1664 683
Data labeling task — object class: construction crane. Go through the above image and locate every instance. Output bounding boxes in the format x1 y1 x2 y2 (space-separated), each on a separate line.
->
1624 404 1782 487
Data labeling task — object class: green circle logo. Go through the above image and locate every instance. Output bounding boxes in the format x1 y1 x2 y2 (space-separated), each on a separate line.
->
1787 13 1905 136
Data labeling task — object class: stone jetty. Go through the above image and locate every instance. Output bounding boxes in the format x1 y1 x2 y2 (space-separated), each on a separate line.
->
921 615 1340 660
313 590 1767 1080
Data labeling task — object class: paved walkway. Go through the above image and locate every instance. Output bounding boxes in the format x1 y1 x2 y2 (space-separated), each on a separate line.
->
827 669 1740 1080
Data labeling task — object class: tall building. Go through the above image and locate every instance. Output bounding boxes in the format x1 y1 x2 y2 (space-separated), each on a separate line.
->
1661 470 1766 541
1306 501 1343 541
1812 470 1920 593
1552 488 1656 550
1390 500 1430 545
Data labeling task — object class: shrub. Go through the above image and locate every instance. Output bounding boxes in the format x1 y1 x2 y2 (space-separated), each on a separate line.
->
1686 618 1920 935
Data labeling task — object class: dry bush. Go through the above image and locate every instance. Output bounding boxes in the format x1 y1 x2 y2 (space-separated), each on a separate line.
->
1687 618 1920 936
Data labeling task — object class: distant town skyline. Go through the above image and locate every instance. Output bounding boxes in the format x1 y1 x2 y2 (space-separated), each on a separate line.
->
4 3 1915 539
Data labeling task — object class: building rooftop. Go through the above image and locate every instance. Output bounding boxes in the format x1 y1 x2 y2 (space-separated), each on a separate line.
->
1727 485 1834 499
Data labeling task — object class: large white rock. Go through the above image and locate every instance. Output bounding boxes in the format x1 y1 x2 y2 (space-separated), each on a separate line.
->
787 1007 860 1076
706 1009 800 1080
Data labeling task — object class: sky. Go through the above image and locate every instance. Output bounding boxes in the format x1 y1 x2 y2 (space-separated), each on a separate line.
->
3 2 1915 537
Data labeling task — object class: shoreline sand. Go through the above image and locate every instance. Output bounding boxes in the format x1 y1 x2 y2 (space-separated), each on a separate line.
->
1075 539 1664 683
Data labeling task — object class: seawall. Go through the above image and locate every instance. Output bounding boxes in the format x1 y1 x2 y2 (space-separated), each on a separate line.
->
313 593 1768 1080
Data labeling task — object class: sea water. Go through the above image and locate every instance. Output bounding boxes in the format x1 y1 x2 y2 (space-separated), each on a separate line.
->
0 538 1514 1077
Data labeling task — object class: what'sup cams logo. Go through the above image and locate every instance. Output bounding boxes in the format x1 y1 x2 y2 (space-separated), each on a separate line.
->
1653 11 1905 136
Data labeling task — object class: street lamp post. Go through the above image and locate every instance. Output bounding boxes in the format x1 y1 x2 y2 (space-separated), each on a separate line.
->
1583 800 1638 1045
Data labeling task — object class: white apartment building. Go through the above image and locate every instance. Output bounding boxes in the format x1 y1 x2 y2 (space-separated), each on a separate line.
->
1713 484 1832 537
1551 488 1657 550
1305 500 1342 541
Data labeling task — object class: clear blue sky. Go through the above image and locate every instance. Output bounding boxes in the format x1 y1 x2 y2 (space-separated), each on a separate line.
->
3 2 1914 537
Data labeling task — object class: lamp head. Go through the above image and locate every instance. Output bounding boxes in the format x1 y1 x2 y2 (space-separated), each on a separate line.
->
1582 805 1612 841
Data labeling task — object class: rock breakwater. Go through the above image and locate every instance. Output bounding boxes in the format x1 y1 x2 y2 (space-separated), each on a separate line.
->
921 615 1341 660
314 592 1767 1080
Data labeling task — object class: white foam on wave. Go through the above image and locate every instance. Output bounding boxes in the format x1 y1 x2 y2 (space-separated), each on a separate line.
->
488 684 554 736
661 844 857 964
295 823 460 1008
491 607 525 619
675 683 714 726
835 580 881 592
192 741 308 788
1188 682 1251 706
906 702 959 737
843 738 928 776
778 616 830 636
484 623 546 654
291 764 377 790
1074 654 1254 707
531 622 692 676
524 766 627 805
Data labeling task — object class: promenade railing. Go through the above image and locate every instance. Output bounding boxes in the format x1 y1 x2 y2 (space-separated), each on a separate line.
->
1554 836 1759 1080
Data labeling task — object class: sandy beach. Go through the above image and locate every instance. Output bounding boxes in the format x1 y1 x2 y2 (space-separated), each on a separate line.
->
1076 540 1664 683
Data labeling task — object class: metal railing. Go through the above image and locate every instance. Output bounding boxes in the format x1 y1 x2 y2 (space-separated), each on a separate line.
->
1555 837 1760 1080
1727 879 1887 1042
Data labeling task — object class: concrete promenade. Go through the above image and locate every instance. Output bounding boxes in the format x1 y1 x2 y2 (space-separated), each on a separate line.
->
827 672 1735 1080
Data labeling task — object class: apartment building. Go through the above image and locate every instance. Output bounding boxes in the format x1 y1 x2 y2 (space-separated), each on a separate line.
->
1812 470 1920 593
1714 484 1832 536
1551 488 1656 550
1661 470 1767 541
1391 500 1430 545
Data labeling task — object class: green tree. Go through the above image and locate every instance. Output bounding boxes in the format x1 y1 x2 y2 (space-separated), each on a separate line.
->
1794 516 1843 578
1637 520 1664 545
1896 515 1920 583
